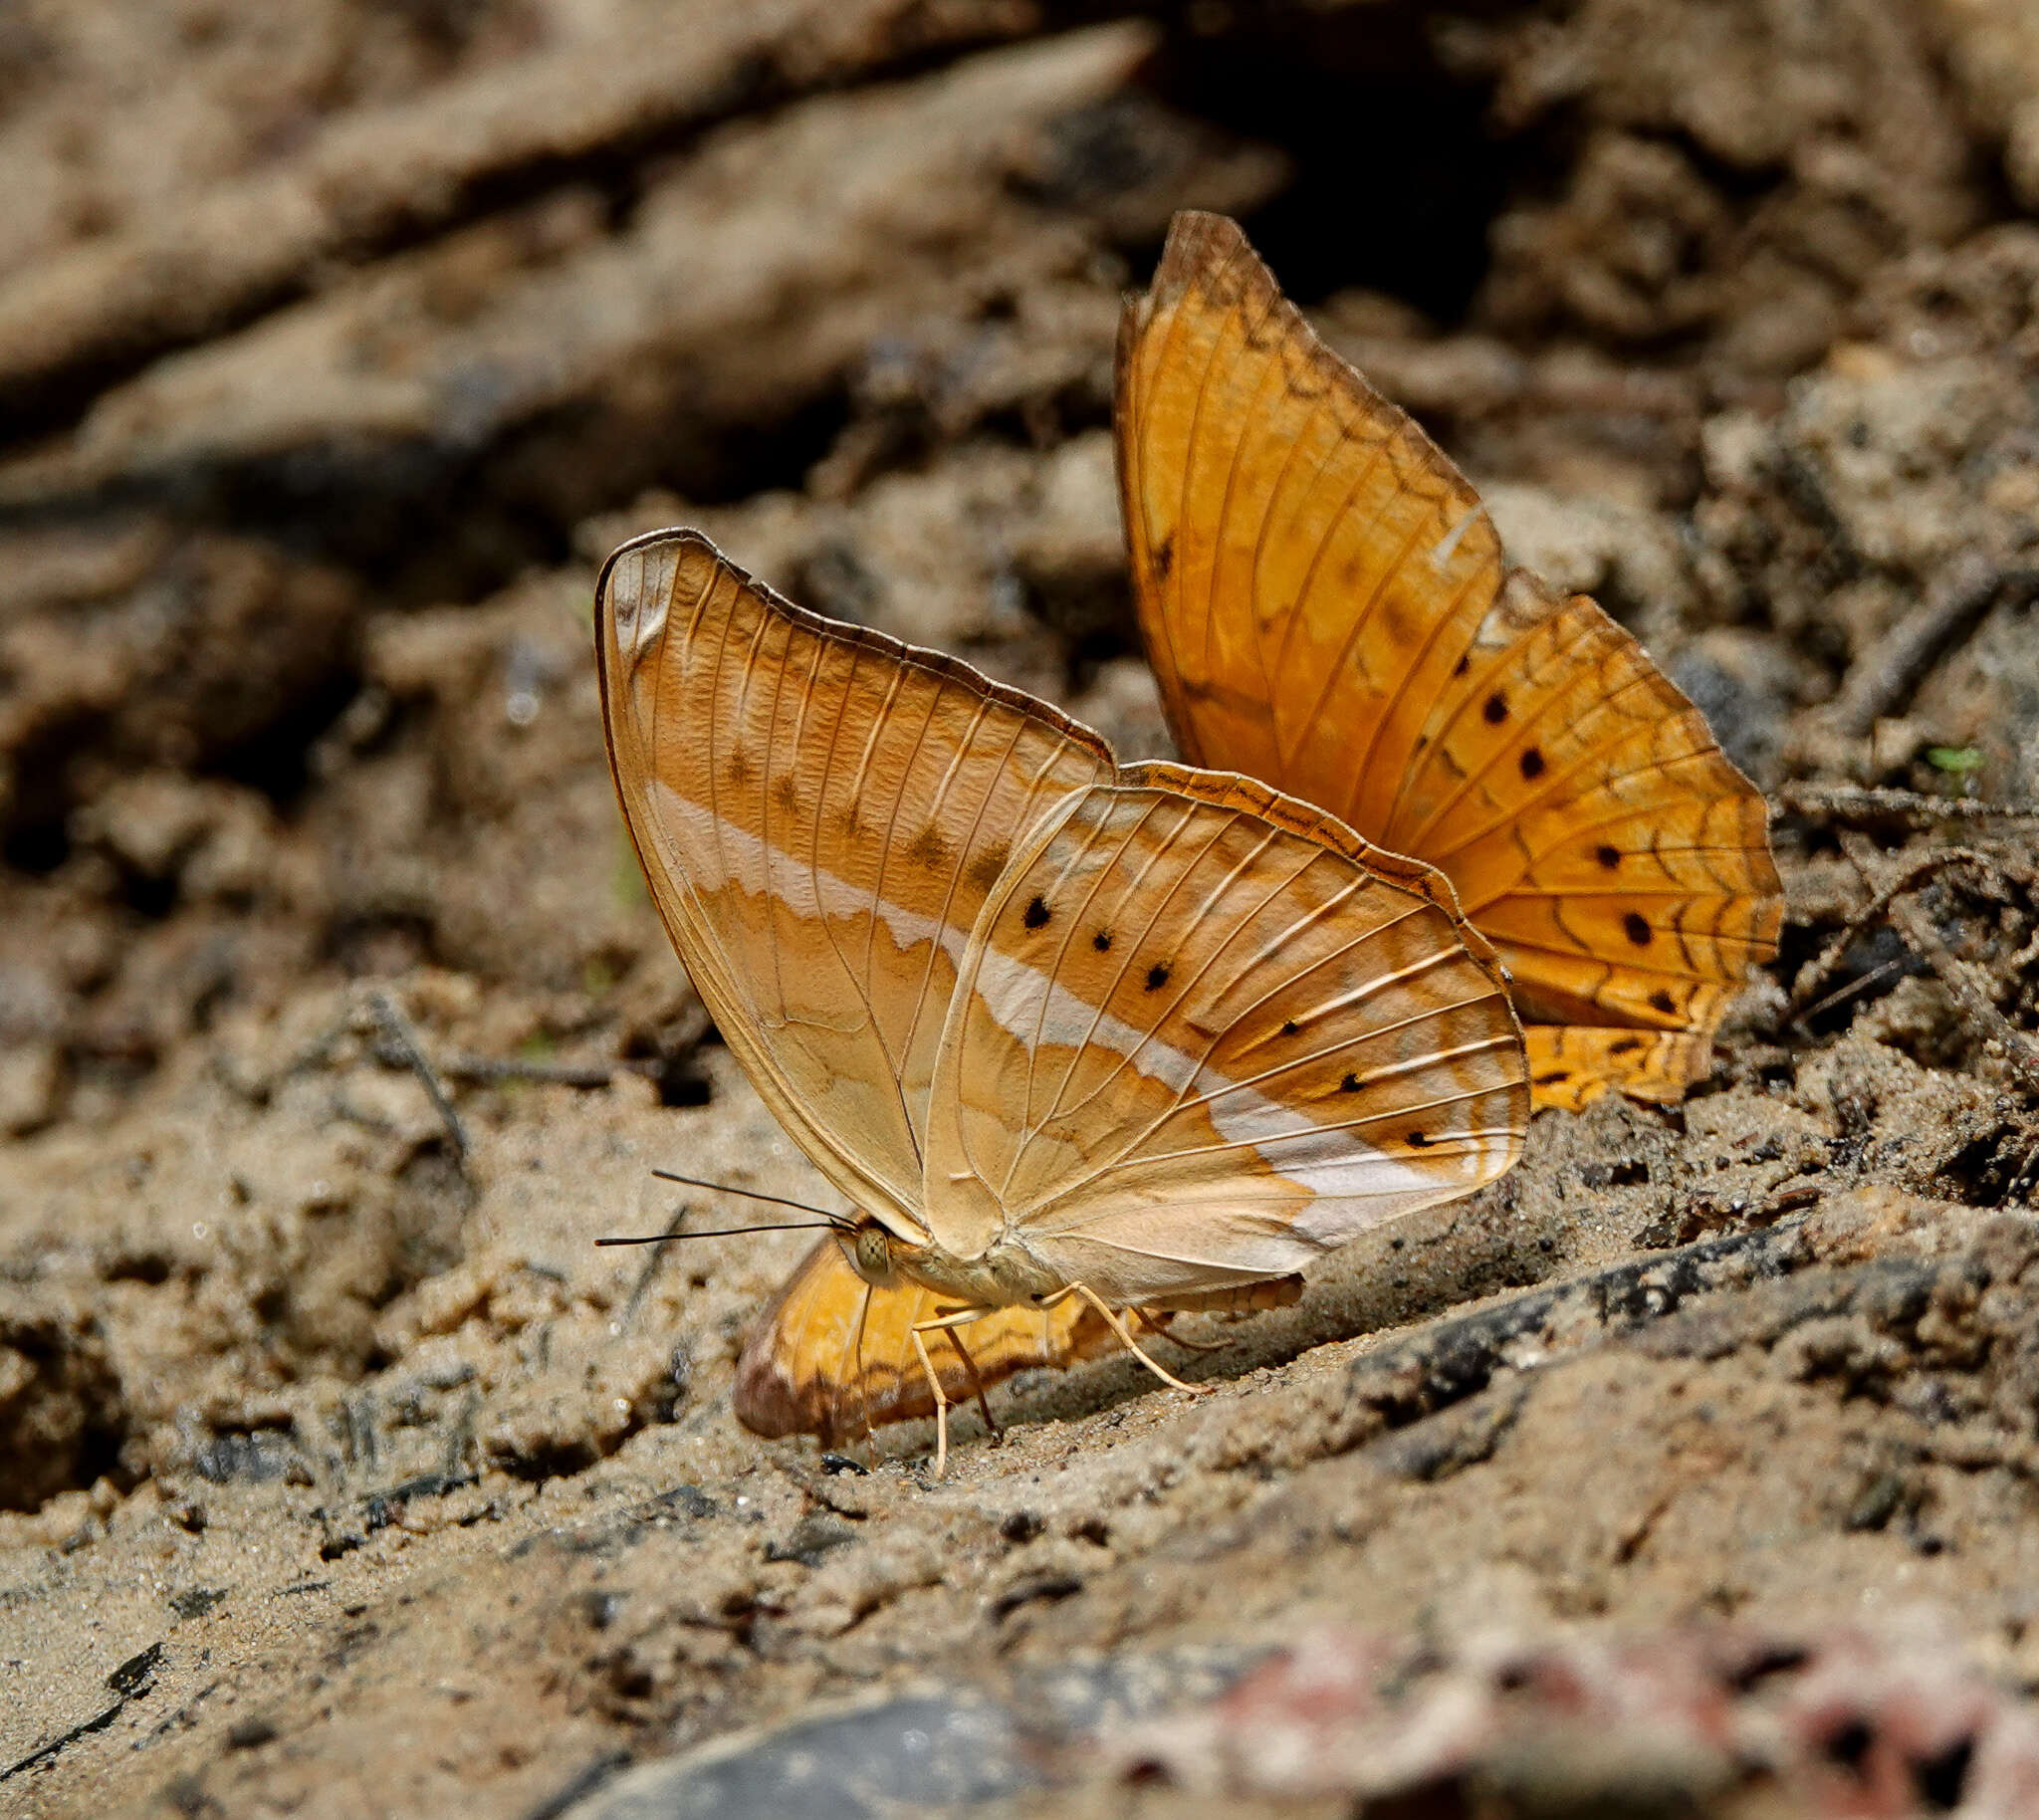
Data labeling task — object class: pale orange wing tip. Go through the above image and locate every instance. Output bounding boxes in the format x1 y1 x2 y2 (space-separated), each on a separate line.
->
1523 1025 1715 1113
733 1241 1116 1446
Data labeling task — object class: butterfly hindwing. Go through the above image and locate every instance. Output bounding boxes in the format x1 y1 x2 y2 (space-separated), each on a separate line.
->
925 771 1527 1303
1522 1025 1715 1112
733 1239 1115 1446
1393 571 1778 1038
1118 212 1781 1107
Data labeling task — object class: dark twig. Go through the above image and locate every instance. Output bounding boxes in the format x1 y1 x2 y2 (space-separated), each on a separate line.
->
1773 783 2039 829
366 990 469 1165
1 1644 163 1783
620 1202 689 1329
1798 955 1916 1025
1790 848 2023 1012
0 1696 128 1783
1836 832 2039 1095
1826 557 2039 738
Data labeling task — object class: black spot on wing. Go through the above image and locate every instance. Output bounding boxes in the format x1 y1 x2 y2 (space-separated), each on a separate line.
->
1624 912 1652 947
1023 895 1051 930
1146 963 1172 991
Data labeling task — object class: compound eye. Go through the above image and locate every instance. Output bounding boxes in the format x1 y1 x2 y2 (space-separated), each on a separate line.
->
853 1225 891 1281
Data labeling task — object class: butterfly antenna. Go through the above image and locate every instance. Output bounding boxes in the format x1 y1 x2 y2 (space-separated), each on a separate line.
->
595 1223 838 1246
648 1169 849 1227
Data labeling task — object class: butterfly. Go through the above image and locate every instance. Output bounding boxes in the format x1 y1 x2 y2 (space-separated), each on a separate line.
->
1118 212 1782 1113
596 529 1529 1471
733 1238 1113 1448
732 1222 1309 1449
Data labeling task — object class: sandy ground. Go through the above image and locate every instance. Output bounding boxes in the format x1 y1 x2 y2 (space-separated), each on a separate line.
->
6 3 2039 1815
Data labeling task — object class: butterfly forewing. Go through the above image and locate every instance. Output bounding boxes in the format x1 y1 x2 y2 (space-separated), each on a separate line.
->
925 777 1526 1303
733 1239 1115 1445
1118 209 1505 836
1118 212 1782 1108
598 531 1112 1232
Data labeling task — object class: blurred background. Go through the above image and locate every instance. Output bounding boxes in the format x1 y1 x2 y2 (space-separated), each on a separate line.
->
6 0 2039 1150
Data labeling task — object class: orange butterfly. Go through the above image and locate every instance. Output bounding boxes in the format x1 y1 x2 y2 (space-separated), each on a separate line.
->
732 1239 1303 1448
596 530 1528 1471
1118 213 1782 1113
733 1241 1117 1450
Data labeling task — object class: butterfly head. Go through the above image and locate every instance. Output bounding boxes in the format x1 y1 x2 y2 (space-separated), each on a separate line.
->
844 1220 905 1290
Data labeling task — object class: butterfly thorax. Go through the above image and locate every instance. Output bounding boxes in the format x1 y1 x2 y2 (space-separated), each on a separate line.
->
843 1224 1064 1311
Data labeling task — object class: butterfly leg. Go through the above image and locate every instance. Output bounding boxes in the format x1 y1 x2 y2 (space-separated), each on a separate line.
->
1134 1308 1229 1355
1039 1283 1207 1398
907 1324 951 1479
908 1303 998 1479
941 1323 1003 1445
